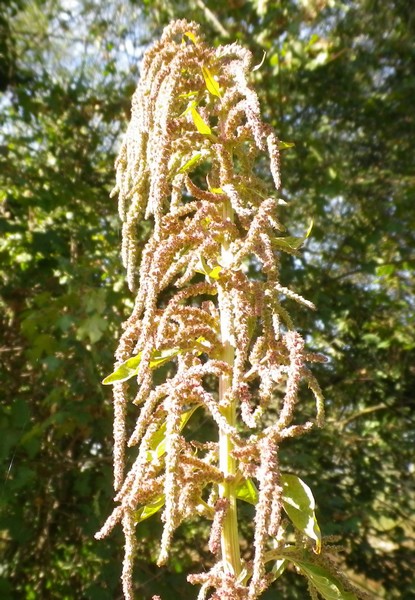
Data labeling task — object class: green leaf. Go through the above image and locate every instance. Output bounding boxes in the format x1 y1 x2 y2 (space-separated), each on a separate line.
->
190 105 212 135
271 558 287 581
183 31 197 45
194 254 222 280
273 219 313 251
76 314 108 344
102 333 216 386
272 237 302 251
193 336 211 353
278 140 295 150
150 404 200 458
134 495 165 524
102 347 181 385
288 560 358 600
179 102 194 118
376 264 395 277
201 66 221 98
207 265 222 280
236 477 259 504
102 353 142 384
236 474 321 553
149 347 181 368
281 474 321 553
178 152 202 173
177 91 199 99
133 406 201 524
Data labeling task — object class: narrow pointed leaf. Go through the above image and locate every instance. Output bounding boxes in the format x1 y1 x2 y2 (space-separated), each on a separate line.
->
179 100 195 118
190 105 212 135
152 404 200 458
193 336 211 353
278 140 295 150
252 50 267 72
177 91 198 99
195 253 210 276
201 66 221 97
178 152 202 173
149 347 181 368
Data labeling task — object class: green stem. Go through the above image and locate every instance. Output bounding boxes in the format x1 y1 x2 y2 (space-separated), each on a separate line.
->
218 198 242 578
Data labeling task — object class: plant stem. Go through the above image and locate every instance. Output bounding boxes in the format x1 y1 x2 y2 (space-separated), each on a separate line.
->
218 198 242 578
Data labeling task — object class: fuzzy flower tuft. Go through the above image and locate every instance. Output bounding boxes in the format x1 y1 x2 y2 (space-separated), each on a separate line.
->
97 19 326 600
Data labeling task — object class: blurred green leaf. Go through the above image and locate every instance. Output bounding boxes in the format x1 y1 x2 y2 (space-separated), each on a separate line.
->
273 220 313 250
376 264 395 277
278 140 295 150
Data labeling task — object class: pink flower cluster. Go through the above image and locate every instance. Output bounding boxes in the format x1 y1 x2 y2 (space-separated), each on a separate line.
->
96 19 325 600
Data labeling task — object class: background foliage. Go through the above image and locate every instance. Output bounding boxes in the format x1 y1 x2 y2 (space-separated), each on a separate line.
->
1 1 414 598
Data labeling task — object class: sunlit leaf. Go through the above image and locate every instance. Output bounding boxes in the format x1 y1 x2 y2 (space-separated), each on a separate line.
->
194 254 222 280
179 100 195 118
281 474 321 553
193 336 211 353
151 404 200 458
149 348 181 368
201 66 221 98
201 216 212 228
134 495 165 524
102 347 181 385
178 152 202 174
183 31 197 45
236 477 259 504
102 353 143 385
208 265 222 280
190 105 212 135
253 50 267 72
177 91 199 99
278 140 295 150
